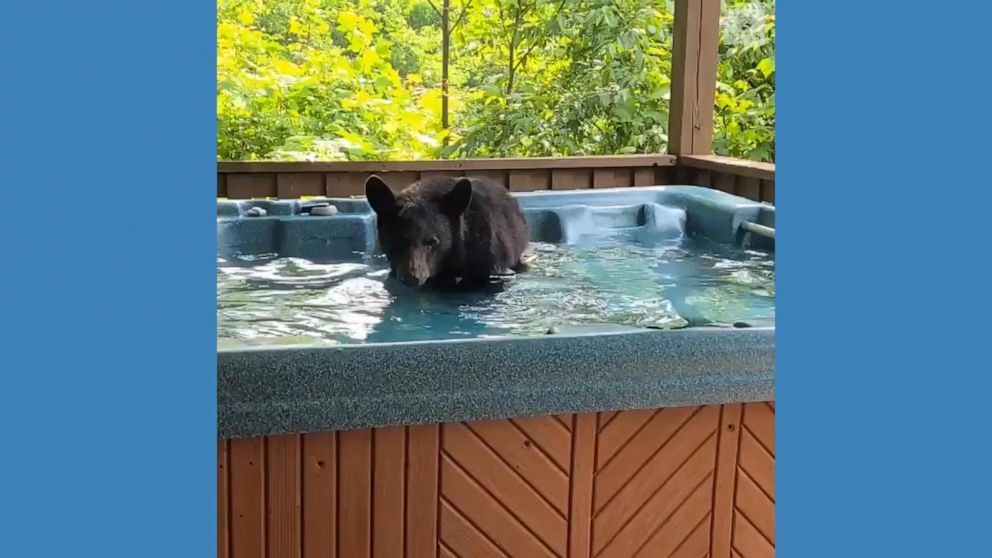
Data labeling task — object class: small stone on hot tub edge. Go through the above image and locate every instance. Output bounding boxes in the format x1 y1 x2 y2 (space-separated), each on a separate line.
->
310 205 339 216
246 206 267 217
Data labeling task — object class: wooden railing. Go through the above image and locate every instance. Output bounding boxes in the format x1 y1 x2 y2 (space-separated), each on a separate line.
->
219 155 672 198
217 154 774 203
677 155 776 203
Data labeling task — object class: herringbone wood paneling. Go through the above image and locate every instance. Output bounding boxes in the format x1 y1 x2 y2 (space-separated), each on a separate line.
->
731 402 775 558
592 406 720 558
221 403 774 558
440 417 569 557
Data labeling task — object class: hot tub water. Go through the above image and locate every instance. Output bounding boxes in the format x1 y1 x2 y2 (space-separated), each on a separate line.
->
217 236 774 347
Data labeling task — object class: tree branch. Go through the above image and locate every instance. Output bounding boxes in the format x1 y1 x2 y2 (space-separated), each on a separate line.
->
450 0 474 32
511 0 567 73
426 0 442 17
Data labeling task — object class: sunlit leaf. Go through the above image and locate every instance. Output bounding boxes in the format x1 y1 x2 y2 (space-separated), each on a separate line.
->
757 56 775 77
237 7 254 26
337 11 360 32
274 60 303 76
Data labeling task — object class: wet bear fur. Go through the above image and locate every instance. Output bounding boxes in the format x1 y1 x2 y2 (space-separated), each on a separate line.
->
365 175 529 288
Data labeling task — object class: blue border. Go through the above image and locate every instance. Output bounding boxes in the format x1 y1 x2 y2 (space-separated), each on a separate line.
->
2 1 992 556
0 1 215 556
779 1 992 555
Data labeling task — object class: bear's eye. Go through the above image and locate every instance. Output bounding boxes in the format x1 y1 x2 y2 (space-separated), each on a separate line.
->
424 236 439 247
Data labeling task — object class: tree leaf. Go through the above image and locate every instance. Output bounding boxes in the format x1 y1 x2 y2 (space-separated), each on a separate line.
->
757 56 775 78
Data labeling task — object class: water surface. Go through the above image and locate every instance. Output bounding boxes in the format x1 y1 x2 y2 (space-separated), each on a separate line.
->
217 237 774 347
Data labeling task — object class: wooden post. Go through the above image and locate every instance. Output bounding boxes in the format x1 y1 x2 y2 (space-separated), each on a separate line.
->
668 0 721 156
428 0 453 151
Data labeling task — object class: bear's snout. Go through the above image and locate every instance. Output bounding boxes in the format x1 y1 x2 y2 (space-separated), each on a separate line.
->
394 247 434 287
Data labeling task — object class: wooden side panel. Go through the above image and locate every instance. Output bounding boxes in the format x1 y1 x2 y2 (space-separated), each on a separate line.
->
592 168 633 188
228 174 277 199
674 164 695 184
568 414 597 558
596 408 657 470
369 171 420 190
654 165 675 185
679 155 774 181
266 435 301 558
761 180 775 204
276 173 324 198
420 170 464 180
406 424 440 558
674 158 775 202
323 170 419 195
714 172 736 194
508 169 551 191
512 415 572 473
440 417 570 557
439 499 507 557
373 427 407 558
465 170 509 188
737 176 762 201
633 167 656 186
338 429 373 558
302 432 337 558
219 155 675 175
218 156 773 202
592 406 720 558
223 403 774 558
732 403 775 558
325 172 368 197
551 168 593 190
219 440 230 558
696 169 713 187
711 404 744 558
597 411 619 430
230 438 266 558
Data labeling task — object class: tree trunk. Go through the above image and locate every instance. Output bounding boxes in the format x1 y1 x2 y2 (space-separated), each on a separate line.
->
441 0 450 141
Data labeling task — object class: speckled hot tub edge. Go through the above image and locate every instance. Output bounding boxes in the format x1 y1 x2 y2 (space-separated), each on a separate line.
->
218 325 774 439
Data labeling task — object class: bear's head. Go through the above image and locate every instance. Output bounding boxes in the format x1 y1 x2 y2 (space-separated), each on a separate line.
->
365 175 473 287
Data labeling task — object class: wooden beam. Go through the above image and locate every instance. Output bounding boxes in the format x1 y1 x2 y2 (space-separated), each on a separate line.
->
668 0 721 156
217 154 676 174
679 154 775 181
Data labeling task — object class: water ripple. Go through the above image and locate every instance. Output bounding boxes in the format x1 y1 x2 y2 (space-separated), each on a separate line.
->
217 237 775 347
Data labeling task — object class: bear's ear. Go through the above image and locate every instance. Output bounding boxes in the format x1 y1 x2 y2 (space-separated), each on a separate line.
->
365 175 397 217
441 178 473 217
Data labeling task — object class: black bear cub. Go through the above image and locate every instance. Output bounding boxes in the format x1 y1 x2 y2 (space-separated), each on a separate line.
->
365 175 529 288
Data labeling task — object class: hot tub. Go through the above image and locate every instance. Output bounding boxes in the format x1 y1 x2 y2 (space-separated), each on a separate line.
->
217 186 776 558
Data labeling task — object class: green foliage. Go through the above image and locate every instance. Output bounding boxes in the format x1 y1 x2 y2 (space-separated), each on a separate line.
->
448 0 674 158
217 0 444 161
714 0 775 162
217 0 775 162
